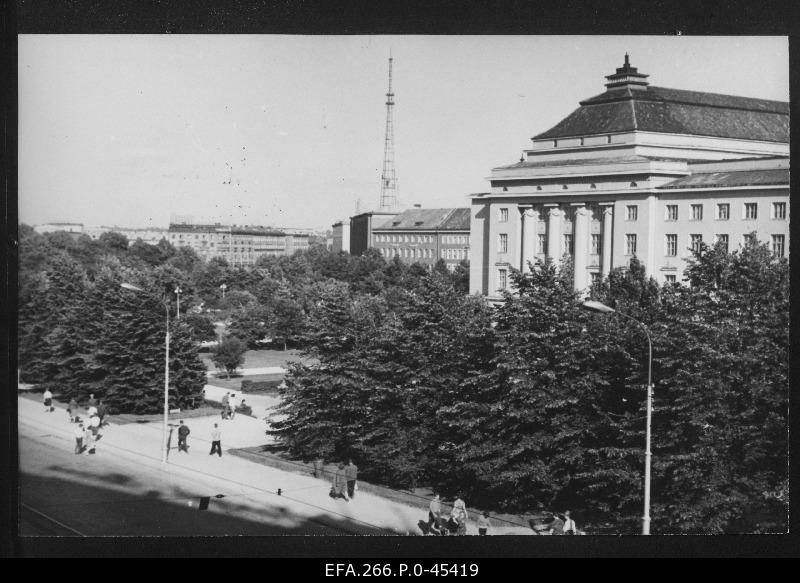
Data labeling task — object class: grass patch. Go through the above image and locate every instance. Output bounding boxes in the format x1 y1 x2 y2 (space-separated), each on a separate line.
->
201 348 317 372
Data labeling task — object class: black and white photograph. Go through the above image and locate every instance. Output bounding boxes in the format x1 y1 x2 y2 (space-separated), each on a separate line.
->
7 12 793 560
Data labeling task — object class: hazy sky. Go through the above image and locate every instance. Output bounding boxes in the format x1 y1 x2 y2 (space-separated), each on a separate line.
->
19 35 789 231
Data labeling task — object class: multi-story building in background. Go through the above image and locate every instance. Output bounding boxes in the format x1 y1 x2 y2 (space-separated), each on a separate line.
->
470 56 789 298
33 222 84 236
83 225 168 245
331 220 351 253
167 223 310 266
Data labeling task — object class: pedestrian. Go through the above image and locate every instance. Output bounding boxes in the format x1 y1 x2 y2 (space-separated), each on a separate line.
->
229 393 237 419
68 397 78 422
451 497 468 536
84 422 95 455
89 414 101 447
331 462 349 501
477 511 491 536
177 420 191 453
344 459 358 499
209 423 222 456
43 388 54 412
97 400 107 427
87 393 98 409
221 393 230 420
74 422 85 454
428 493 443 534
562 510 577 535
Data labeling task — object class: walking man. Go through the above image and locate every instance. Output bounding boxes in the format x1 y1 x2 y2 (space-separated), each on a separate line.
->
477 511 491 536
344 459 358 499
97 400 107 427
221 393 230 420
209 423 222 456
43 388 53 412
562 510 577 535
68 398 78 423
87 393 98 409
177 420 191 453
74 422 85 454
84 422 95 455
428 494 443 534
88 414 101 452
229 393 237 419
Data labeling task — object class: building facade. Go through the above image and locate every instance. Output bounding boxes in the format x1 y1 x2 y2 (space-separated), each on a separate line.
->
331 220 351 253
470 56 789 298
349 210 401 256
168 223 310 266
370 207 471 269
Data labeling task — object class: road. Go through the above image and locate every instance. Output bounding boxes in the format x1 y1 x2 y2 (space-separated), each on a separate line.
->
17 410 384 536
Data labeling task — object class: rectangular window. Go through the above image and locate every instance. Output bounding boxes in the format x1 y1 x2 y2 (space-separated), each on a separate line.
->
625 234 637 256
716 234 729 253
745 203 758 220
499 233 508 253
499 208 509 223
717 203 729 220
591 234 601 255
590 272 601 285
772 235 785 258
690 234 703 253
665 234 677 257
498 268 507 291
665 274 677 284
773 202 786 220
537 234 547 254
563 234 574 255
626 205 638 221
665 205 678 221
691 204 703 221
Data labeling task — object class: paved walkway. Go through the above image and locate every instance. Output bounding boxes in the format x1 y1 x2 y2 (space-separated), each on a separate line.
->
203 384 281 421
18 397 533 535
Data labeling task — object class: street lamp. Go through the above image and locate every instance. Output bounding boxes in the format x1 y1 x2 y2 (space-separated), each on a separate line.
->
174 287 182 319
121 282 170 466
220 283 227 301
582 300 653 535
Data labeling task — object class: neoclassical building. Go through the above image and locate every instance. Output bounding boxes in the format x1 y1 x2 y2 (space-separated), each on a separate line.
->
469 56 789 298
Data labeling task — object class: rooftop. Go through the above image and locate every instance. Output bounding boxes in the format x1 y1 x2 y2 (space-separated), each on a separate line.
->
658 168 789 190
373 208 470 231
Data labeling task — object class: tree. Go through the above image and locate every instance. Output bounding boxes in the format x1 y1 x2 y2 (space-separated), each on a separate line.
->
212 336 247 378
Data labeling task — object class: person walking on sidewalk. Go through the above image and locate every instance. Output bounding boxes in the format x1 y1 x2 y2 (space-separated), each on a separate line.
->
331 462 349 501
87 393 98 409
97 400 107 427
74 422 85 454
477 511 491 536
344 459 358 499
561 510 577 535
43 388 53 412
451 497 468 536
84 422 95 455
229 393 237 419
428 494 443 534
221 393 230 420
177 420 191 453
210 423 222 456
68 398 78 423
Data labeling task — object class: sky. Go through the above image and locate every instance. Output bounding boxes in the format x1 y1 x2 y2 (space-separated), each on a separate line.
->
18 35 789 232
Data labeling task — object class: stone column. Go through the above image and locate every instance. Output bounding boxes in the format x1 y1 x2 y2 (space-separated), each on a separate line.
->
572 203 590 292
601 204 614 276
519 206 535 272
545 205 563 263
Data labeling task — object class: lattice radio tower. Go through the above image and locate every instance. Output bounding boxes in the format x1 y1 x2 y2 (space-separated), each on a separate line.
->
379 53 399 210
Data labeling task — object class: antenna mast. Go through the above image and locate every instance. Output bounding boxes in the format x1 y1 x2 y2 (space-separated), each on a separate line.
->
379 53 399 210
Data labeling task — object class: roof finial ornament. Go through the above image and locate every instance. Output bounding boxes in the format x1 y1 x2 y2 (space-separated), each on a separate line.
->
624 52 630 67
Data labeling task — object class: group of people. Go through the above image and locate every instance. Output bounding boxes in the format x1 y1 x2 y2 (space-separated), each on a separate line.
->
220 392 240 420
63 393 105 456
329 460 358 501
172 420 222 457
427 494 477 535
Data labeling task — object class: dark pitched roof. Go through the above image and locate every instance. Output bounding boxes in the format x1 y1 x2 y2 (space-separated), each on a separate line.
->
534 85 789 143
658 168 789 190
493 154 676 171
373 208 470 231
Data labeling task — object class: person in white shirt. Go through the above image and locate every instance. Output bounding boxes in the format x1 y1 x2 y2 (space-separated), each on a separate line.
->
228 393 237 419
74 423 85 454
43 389 53 412
562 510 577 535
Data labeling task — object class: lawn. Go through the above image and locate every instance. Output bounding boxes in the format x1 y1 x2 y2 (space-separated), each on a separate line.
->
200 348 317 372
205 373 285 393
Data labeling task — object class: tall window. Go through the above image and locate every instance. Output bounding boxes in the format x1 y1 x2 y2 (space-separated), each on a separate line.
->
716 234 729 253
691 204 703 221
498 233 508 253
665 205 678 221
591 234 601 255
498 268 508 291
717 203 730 220
772 235 785 258
773 202 786 220
690 234 703 253
625 234 637 255
665 234 677 256
745 203 758 220
626 205 638 221
537 234 547 254
499 208 509 223
743 233 756 247
563 234 574 255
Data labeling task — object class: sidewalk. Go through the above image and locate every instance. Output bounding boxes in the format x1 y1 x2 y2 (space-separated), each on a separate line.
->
19 396 533 535
203 384 281 421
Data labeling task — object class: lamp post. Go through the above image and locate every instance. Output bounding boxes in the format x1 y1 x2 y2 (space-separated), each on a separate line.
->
582 300 653 535
174 287 182 319
121 282 170 466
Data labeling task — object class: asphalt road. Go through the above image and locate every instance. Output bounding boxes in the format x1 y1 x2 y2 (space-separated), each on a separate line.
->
17 420 363 537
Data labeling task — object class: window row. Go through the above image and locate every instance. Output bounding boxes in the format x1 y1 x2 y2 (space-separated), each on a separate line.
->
380 247 435 259
443 234 469 245
663 233 785 257
664 202 785 222
375 233 435 244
